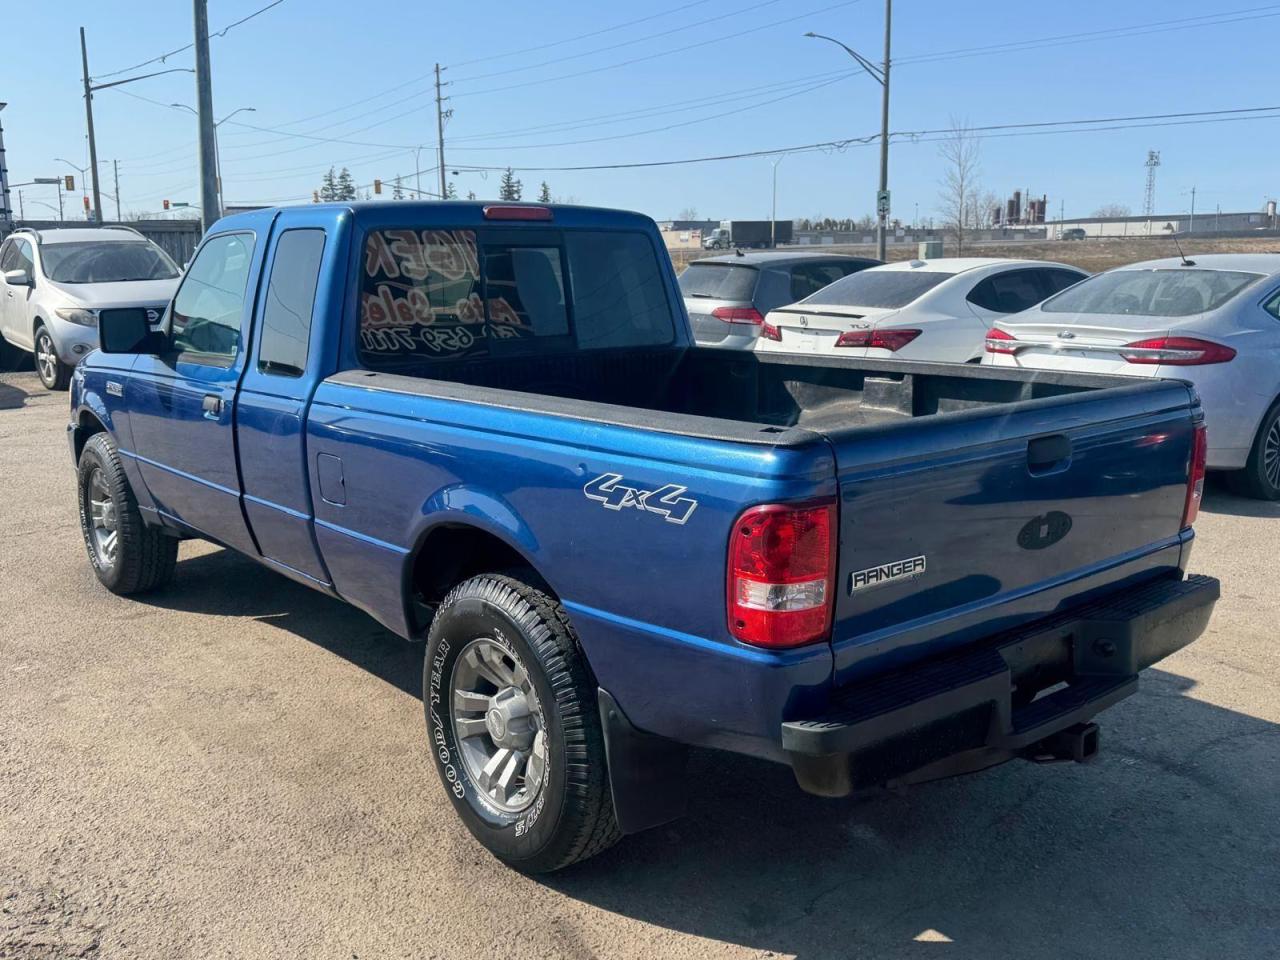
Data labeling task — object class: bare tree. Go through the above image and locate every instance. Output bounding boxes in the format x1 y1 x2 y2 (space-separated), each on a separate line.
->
678 206 699 221
1092 203 1132 218
937 118 982 254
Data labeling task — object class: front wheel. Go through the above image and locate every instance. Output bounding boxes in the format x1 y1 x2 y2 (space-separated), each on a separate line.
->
78 433 178 594
1227 401 1280 500
34 324 70 391
424 574 620 873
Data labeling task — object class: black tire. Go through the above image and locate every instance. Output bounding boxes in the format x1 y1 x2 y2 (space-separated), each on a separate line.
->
1227 400 1280 500
424 573 620 873
33 324 70 391
77 432 178 594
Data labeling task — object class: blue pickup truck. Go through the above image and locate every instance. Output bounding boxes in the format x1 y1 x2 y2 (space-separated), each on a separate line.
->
68 201 1219 872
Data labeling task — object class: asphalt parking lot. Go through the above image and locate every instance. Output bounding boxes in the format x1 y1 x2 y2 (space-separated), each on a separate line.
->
1 368 1277 960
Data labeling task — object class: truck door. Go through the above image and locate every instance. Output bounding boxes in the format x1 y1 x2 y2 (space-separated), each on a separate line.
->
126 228 264 555
235 216 343 586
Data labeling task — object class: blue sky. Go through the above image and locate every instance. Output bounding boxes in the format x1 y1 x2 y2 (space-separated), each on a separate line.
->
2 0 1277 223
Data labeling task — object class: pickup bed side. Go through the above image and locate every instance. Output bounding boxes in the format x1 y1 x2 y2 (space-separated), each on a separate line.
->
69 201 1219 872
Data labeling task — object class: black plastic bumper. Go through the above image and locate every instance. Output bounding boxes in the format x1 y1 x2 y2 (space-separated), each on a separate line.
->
782 573 1220 797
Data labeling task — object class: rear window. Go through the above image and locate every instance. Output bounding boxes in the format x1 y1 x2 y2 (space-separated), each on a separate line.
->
801 269 953 309
359 228 674 366
41 240 179 283
678 262 758 300
1041 268 1263 317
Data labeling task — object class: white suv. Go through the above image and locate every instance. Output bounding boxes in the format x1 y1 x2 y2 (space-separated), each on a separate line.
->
0 226 181 389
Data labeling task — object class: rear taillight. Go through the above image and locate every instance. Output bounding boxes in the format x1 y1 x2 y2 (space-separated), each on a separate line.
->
482 204 553 221
984 327 1019 354
835 328 922 351
760 321 782 341
728 500 836 649
1182 422 1208 528
711 306 765 326
1120 336 1236 365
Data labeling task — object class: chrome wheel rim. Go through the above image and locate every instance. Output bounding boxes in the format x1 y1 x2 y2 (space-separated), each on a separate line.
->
1265 417 1280 491
450 637 547 814
35 332 57 385
87 467 118 570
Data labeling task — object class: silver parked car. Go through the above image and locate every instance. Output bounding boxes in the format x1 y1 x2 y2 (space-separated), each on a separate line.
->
984 254 1280 499
679 251 880 350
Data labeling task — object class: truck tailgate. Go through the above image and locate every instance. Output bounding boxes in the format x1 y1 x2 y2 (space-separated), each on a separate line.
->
826 378 1197 685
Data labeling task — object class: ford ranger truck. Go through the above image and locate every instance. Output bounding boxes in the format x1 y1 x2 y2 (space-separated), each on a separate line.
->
68 201 1219 873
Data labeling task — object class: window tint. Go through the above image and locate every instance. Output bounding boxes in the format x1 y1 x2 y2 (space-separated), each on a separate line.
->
170 232 256 365
358 228 673 366
41 241 178 283
259 229 325 376
1042 269 1263 317
803 270 954 309
789 262 853 301
1040 268 1085 296
677 262 757 300
967 269 1047 314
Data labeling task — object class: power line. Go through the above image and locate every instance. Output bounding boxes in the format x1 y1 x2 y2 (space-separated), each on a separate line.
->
92 0 289 80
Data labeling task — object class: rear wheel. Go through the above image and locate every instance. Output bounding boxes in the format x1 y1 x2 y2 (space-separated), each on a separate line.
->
1228 401 1280 500
424 573 619 872
34 324 70 391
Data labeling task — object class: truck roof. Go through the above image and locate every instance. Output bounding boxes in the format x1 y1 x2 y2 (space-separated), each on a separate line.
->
212 200 659 233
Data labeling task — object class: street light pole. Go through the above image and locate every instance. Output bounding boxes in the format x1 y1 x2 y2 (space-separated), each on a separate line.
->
805 0 893 261
172 104 254 214
771 155 785 248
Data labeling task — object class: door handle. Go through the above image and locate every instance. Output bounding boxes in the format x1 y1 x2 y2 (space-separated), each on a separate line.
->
1027 434 1072 475
201 394 223 420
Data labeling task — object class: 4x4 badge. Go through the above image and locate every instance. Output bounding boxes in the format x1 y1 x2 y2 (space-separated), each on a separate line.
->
584 473 698 525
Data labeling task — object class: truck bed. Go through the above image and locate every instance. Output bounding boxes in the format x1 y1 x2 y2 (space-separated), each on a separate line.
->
334 346 1166 444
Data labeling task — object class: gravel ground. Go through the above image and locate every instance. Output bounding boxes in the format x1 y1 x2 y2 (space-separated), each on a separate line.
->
1 369 1276 960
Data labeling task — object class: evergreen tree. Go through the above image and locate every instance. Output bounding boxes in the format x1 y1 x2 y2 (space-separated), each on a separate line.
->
336 167 357 201
538 181 551 203
319 167 339 202
445 181 458 200
392 176 404 200
499 167 522 201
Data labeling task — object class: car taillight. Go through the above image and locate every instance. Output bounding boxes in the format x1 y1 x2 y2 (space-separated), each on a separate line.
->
482 204 553 221
1120 336 1236 365
760 321 782 341
1182 422 1208 528
984 327 1019 354
834 328 922 351
711 306 765 326
728 500 836 649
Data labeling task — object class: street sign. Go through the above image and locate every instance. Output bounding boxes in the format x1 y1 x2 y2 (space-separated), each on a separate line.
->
876 189 891 218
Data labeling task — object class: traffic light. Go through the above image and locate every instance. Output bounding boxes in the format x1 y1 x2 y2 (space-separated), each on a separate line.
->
163 199 170 211
64 175 75 191
83 196 90 212
373 179 382 195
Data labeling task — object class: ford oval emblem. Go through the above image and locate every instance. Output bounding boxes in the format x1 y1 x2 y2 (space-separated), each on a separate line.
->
1017 511 1073 550
799 316 809 327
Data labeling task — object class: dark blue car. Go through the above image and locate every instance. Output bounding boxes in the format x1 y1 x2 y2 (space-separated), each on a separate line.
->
68 201 1218 872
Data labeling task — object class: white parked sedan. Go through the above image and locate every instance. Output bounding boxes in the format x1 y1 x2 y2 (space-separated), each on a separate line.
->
754 257 1087 363
983 254 1280 499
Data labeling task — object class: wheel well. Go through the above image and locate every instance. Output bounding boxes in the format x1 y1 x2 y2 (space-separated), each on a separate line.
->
73 410 107 463
409 524 552 629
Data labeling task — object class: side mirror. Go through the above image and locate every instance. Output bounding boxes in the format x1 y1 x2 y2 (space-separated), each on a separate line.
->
3 268 32 287
99 308 162 354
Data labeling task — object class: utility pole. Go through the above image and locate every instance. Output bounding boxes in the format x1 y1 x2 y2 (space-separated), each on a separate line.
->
434 64 449 198
79 28 103 223
113 159 121 220
17 190 23 221
193 0 220 230
0 103 12 231
770 155 785 248
1188 185 1196 235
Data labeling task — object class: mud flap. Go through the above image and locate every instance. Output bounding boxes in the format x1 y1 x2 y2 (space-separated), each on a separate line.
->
598 689 689 835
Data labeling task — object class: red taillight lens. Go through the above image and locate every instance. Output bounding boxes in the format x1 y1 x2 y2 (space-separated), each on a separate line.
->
711 306 765 326
728 500 836 649
984 327 1019 354
482 204 553 221
760 321 782 341
1182 422 1208 528
835 328 922 351
1120 336 1236 365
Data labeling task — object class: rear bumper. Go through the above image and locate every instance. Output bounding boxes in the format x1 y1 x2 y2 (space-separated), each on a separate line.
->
782 573 1219 796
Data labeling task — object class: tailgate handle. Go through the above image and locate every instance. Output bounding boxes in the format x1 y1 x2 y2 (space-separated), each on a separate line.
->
1027 434 1072 475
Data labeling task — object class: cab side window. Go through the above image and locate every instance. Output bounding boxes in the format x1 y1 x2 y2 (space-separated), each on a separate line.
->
2 239 34 279
259 229 326 376
170 233 256 366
